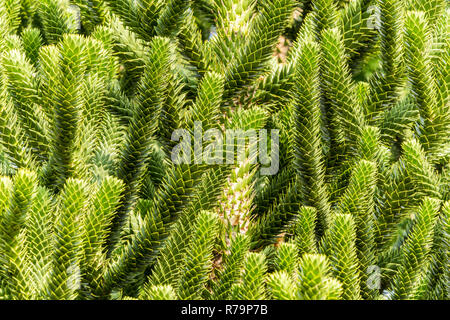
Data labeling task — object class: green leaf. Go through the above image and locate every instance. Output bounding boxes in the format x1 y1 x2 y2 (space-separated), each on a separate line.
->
391 197 440 299
292 38 331 235
176 211 218 300
320 214 361 300
231 252 267 300
44 178 88 300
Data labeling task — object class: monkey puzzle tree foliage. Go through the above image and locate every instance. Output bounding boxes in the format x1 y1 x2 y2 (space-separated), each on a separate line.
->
0 0 448 300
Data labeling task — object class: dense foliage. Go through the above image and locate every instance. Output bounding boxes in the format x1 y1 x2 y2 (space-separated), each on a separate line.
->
0 0 448 300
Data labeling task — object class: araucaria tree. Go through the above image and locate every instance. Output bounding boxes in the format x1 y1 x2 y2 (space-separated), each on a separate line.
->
0 0 448 300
